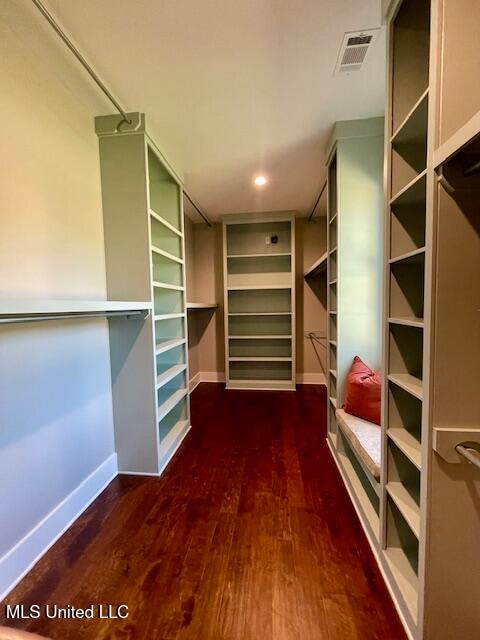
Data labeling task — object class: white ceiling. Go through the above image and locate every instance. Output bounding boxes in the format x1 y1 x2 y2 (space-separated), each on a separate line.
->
46 0 386 222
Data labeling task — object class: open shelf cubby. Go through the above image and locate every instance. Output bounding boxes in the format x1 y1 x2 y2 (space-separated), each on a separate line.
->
389 324 423 385
226 221 292 256
229 337 291 358
148 147 181 231
389 256 425 321
387 382 422 470
151 215 182 258
151 251 183 286
153 287 184 316
223 215 295 389
387 440 421 538
385 497 419 621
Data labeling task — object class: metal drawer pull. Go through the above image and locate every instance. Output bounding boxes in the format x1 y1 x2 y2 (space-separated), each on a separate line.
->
455 444 480 470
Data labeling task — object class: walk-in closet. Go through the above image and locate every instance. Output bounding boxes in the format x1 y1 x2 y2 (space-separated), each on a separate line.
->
0 1 478 639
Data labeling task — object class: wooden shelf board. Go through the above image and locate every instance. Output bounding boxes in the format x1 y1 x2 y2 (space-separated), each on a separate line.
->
329 396 337 408
149 208 182 237
390 169 427 208
228 311 291 316
329 213 338 224
227 285 292 291
156 364 187 390
389 246 425 265
228 356 292 362
329 369 337 379
388 373 423 401
387 428 422 470
0 300 152 316
186 302 217 310
227 252 291 258
391 88 429 146
383 547 419 623
155 337 186 355
226 380 295 391
329 247 337 255
329 340 337 347
329 279 337 286
158 419 189 458
157 388 188 423
151 245 183 264
154 313 184 321
304 251 328 278
388 316 424 329
434 108 480 169
228 335 292 340
152 281 184 291
329 310 337 315
386 483 421 539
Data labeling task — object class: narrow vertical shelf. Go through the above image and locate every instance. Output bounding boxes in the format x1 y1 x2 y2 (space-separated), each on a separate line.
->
223 214 296 390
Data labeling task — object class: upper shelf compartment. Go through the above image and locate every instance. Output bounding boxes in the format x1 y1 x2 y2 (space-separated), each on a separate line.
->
390 0 430 135
226 221 291 256
148 147 181 233
436 134 480 193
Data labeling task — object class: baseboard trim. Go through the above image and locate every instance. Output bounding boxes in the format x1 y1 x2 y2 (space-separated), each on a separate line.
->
296 373 327 385
0 453 118 601
189 371 201 392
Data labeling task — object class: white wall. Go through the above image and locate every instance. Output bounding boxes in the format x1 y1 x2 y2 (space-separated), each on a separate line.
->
0 1 116 596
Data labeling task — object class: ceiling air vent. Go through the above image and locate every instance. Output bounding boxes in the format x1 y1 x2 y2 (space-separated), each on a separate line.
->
334 29 379 75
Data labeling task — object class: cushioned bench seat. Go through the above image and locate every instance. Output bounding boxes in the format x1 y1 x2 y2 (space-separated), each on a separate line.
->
335 408 381 480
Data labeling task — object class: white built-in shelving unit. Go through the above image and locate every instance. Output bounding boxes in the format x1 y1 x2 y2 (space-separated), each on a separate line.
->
96 112 190 476
222 213 296 390
325 118 384 544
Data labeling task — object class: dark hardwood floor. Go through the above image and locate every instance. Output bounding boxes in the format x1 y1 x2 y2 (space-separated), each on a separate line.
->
1 383 406 640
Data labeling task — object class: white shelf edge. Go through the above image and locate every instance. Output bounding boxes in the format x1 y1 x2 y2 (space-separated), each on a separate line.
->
154 313 185 321
155 338 186 355
151 245 184 264
387 428 422 471
227 284 292 291
388 317 424 329
386 483 421 539
226 252 291 258
303 251 328 278
149 208 182 237
0 300 152 316
228 356 292 362
186 302 217 310
157 388 188 423
389 169 428 206
228 335 292 340
389 246 426 265
156 364 187 390
228 311 291 316
390 87 429 143
388 373 423 401
152 281 184 291
434 108 480 169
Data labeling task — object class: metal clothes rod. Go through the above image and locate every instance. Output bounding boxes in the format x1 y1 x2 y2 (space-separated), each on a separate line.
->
32 0 131 125
183 190 212 227
0 310 147 325
308 180 328 222
32 0 213 227
455 444 480 470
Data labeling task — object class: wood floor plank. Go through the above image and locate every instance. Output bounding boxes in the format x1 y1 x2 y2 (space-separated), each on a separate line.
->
1 383 406 640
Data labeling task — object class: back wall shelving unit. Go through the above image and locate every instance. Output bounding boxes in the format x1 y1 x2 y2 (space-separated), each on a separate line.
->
222 213 296 390
96 112 191 476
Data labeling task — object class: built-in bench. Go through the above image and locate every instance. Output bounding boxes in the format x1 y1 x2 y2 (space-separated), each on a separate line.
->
335 409 381 481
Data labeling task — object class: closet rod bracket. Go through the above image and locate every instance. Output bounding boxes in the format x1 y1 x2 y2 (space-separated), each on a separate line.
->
433 427 480 463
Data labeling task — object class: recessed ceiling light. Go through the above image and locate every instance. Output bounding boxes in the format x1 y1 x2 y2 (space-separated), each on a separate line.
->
254 175 267 187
